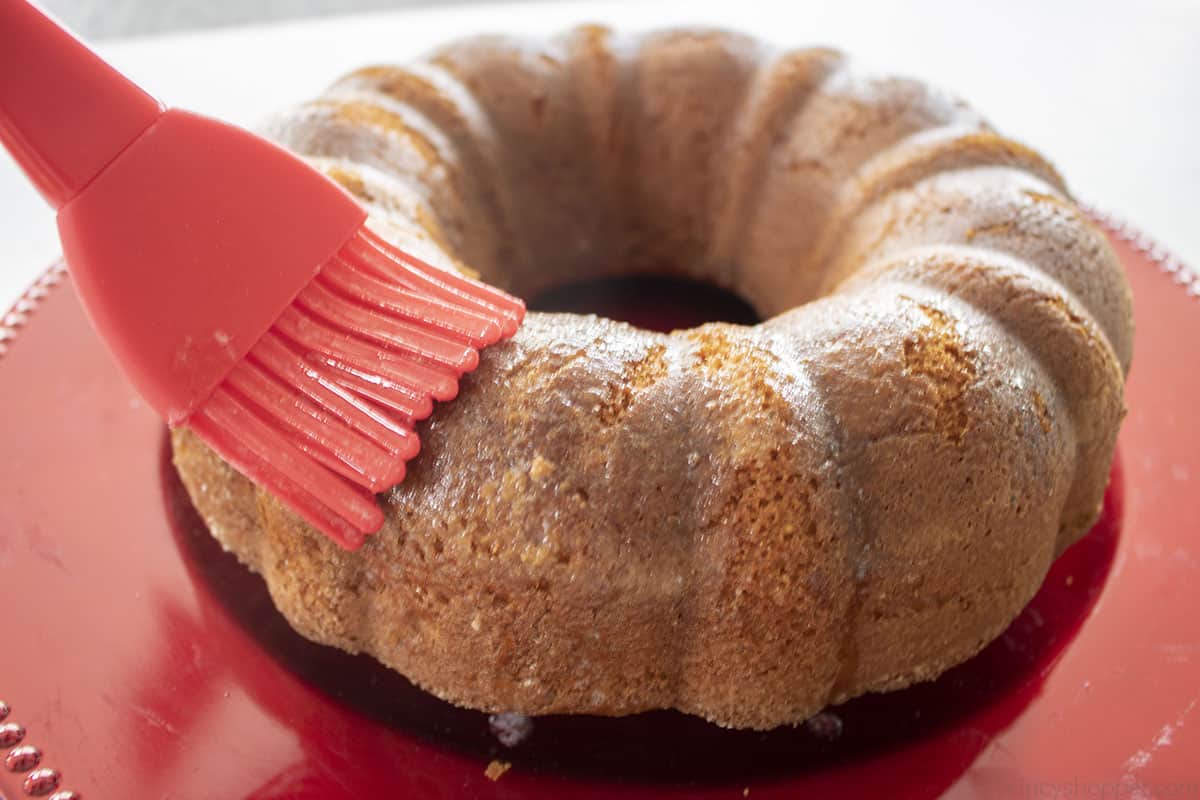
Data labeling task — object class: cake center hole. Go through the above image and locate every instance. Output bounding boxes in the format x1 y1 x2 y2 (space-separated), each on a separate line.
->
527 275 760 333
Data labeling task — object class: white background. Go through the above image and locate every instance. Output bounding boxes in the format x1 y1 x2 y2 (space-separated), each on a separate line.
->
41 0 457 39
2 0 1198 307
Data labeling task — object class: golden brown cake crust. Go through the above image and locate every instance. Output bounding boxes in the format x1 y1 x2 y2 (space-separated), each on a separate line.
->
172 26 1132 729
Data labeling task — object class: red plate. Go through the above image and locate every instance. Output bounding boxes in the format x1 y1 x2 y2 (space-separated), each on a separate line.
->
0 214 1197 800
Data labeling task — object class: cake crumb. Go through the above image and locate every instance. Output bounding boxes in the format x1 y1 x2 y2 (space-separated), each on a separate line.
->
1031 389 1053 433
529 455 556 482
489 711 534 747
485 760 511 781
1065 575 1075 587
804 710 844 740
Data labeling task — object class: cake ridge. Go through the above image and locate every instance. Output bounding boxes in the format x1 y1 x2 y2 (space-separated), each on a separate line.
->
847 245 1123 550
746 322 875 712
710 46 844 279
806 125 1045 277
340 60 521 284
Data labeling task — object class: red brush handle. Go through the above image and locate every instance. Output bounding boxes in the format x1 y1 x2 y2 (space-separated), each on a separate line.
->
0 0 164 208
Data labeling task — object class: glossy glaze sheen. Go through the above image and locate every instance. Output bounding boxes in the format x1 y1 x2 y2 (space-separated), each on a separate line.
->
0 228 1196 797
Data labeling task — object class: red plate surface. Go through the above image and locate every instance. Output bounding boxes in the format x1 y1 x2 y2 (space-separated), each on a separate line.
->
0 215 1197 799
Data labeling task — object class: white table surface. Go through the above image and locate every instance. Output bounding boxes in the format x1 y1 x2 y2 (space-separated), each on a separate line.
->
2 0 1198 308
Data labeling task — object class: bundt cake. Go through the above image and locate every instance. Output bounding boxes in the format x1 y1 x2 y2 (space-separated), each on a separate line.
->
171 26 1133 730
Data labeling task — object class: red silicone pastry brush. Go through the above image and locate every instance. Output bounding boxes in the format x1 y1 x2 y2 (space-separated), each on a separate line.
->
0 0 525 549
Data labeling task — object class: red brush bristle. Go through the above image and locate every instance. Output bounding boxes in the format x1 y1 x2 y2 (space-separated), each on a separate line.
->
186 227 525 549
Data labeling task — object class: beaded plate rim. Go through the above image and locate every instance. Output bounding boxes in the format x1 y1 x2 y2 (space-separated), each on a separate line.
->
0 699 76 799
1080 204 1200 298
